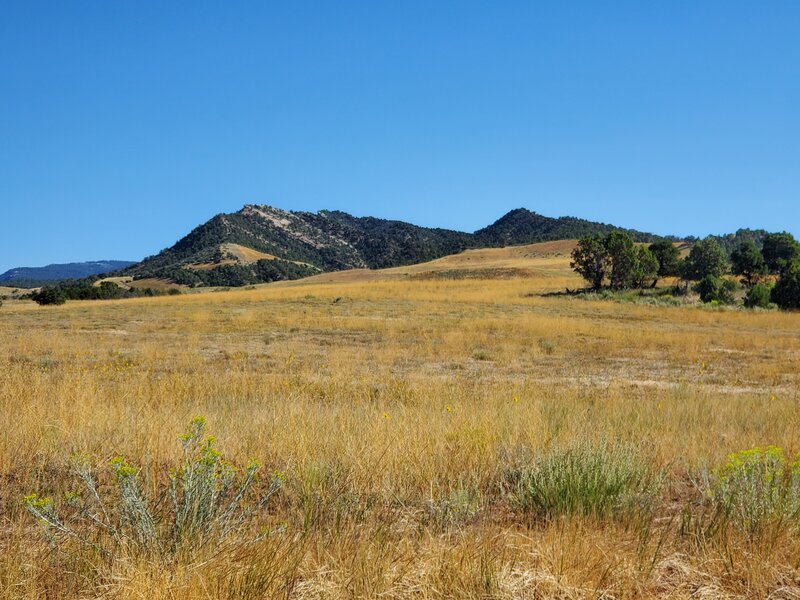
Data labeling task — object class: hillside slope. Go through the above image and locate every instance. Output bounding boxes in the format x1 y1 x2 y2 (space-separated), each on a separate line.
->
122 204 667 287
292 239 579 287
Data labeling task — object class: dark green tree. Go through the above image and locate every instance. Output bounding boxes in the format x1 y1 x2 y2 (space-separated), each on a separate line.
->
648 240 681 282
632 245 660 288
730 239 766 287
681 238 729 282
605 232 638 289
771 261 800 309
570 234 610 289
762 232 800 274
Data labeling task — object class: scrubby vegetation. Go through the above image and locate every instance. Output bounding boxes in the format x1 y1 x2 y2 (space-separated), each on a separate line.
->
704 446 800 536
125 258 317 289
571 230 800 310
31 281 178 304
30 287 68 305
24 417 281 560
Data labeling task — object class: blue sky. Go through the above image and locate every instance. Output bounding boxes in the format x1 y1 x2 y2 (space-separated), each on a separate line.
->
1 1 798 272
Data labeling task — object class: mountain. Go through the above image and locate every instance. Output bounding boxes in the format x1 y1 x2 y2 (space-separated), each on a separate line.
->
474 208 658 247
0 260 136 288
120 204 669 287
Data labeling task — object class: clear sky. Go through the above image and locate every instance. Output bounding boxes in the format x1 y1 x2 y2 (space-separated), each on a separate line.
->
1 1 798 272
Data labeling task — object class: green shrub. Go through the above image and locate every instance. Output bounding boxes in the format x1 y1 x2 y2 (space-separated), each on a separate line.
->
744 283 773 309
696 275 737 304
23 417 282 558
30 287 67 305
507 441 660 519
706 446 800 534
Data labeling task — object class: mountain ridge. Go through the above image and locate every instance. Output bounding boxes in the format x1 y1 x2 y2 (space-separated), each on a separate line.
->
118 204 672 287
0 260 136 288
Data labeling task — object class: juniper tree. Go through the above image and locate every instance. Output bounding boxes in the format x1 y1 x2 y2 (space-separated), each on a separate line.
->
570 234 610 290
681 238 729 282
731 239 766 287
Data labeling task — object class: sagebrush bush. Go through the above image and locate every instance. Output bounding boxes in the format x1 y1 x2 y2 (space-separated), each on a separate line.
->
537 337 556 355
23 417 282 559
507 441 660 519
705 446 800 534
424 479 482 529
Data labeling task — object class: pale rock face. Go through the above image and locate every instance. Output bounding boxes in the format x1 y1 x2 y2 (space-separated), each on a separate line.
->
241 204 293 229
239 204 366 265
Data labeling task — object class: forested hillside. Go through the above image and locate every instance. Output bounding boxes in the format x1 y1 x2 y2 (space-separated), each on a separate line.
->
120 204 667 286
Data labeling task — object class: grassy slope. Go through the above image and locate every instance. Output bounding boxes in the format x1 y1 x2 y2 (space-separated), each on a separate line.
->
280 239 579 285
1 244 800 598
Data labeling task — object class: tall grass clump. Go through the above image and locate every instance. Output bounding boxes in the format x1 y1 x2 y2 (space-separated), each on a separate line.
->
704 446 800 535
23 417 282 560
507 440 660 520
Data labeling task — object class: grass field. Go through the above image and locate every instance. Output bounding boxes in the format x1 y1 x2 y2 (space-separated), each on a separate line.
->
2 243 800 598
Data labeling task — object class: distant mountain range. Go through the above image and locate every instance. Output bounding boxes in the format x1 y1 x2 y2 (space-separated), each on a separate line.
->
0 260 136 288
117 204 671 287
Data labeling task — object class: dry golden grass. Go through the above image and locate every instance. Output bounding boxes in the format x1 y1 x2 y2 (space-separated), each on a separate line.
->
0 286 35 298
93 276 135 287
1 244 799 598
187 243 320 271
298 240 577 285
93 276 184 292
222 242 281 263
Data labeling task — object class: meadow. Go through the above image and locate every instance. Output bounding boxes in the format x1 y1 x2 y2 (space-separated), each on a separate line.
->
1 242 800 599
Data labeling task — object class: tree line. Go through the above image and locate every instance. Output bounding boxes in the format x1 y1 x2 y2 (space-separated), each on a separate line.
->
29 281 181 305
570 231 800 310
